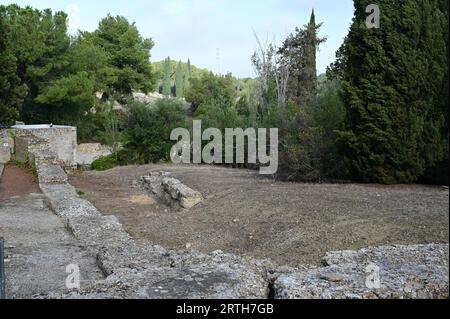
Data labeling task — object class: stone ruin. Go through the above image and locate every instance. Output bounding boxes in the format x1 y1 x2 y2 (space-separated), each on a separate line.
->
141 172 204 209
1 125 448 299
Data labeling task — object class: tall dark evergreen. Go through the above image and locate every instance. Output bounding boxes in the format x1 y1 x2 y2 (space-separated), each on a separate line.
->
0 7 26 125
278 9 326 105
336 0 449 184
162 57 172 96
175 61 184 98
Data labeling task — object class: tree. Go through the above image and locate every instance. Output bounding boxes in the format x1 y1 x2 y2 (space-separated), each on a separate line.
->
175 61 185 98
162 57 172 96
88 15 155 98
122 99 187 163
0 6 27 125
278 9 326 105
185 58 192 87
336 0 449 184
185 72 236 112
0 5 84 124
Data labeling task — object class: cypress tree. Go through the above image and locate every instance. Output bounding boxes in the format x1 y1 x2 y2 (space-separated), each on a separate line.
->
162 56 172 96
184 58 192 89
175 60 184 98
278 9 325 105
336 0 449 184
304 9 318 99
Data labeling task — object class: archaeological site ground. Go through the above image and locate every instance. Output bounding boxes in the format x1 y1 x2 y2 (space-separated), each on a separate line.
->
0 124 448 299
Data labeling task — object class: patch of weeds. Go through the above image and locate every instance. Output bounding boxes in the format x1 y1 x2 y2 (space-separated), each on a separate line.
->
91 154 119 171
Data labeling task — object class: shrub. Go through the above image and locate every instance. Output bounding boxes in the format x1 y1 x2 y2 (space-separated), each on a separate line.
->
91 155 119 171
122 98 188 164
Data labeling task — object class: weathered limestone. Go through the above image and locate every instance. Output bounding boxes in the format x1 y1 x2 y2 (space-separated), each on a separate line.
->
0 129 12 164
141 172 203 209
37 164 68 184
76 143 112 167
274 244 449 299
12 125 77 167
14 133 61 170
39 178 271 299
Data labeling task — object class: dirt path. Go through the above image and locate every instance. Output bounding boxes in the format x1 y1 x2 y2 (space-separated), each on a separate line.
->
0 165 41 201
69 164 450 267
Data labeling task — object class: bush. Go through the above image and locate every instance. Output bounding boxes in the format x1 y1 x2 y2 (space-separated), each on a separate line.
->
91 155 119 171
122 98 188 164
276 79 347 181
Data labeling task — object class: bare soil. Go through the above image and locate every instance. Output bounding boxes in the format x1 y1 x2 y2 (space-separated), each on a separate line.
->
69 164 450 267
0 165 41 201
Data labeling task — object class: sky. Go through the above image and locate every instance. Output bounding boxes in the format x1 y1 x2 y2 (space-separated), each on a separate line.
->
0 0 355 78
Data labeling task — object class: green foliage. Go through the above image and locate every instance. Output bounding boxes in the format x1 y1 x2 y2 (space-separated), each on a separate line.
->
0 5 71 124
336 0 449 184
153 59 209 90
34 72 95 123
185 72 237 112
277 9 326 105
276 79 346 181
91 154 120 171
162 57 172 96
0 5 156 126
87 15 155 97
175 61 185 98
122 99 187 164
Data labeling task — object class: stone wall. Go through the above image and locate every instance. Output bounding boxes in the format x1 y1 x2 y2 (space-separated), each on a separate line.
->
12 125 77 167
141 172 204 209
75 143 112 166
0 130 12 164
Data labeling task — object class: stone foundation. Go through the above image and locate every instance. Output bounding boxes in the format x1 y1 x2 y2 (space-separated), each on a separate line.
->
12 125 77 167
141 172 204 209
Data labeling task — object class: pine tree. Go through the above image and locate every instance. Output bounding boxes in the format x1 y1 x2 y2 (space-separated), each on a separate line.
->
336 0 449 184
162 57 172 96
175 61 184 98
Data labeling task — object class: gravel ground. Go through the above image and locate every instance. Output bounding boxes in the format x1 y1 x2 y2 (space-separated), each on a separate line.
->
69 164 450 267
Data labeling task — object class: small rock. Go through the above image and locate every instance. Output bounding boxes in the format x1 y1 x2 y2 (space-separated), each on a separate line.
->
320 273 346 282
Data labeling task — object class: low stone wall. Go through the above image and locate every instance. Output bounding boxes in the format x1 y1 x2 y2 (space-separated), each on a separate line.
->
75 143 112 167
274 244 449 299
141 172 204 209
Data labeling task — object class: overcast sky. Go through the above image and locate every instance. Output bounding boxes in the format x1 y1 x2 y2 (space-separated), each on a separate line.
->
0 0 355 78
